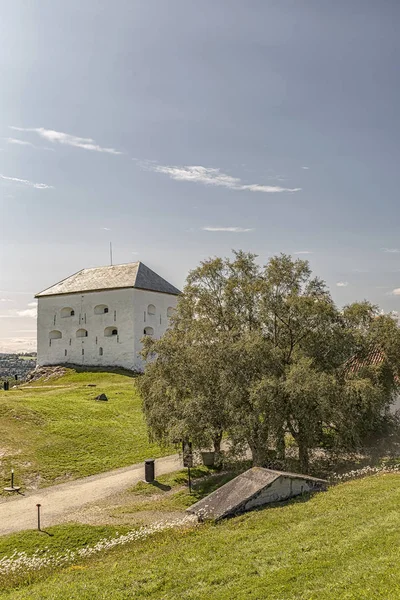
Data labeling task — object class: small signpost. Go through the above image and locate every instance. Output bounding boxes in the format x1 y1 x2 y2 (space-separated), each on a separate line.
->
182 440 193 494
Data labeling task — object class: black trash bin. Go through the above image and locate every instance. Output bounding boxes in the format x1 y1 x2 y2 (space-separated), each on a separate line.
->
144 459 155 483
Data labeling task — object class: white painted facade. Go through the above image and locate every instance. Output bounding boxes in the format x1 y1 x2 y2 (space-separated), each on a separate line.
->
37 287 178 371
244 476 316 511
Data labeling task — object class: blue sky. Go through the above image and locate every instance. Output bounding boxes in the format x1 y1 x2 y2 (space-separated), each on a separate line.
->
1 0 400 351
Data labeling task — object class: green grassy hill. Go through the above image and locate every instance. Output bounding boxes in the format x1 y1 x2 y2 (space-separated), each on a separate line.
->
0 369 170 490
1 474 400 599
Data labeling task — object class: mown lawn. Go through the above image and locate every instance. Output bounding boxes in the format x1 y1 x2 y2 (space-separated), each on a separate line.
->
2 474 400 599
0 369 170 490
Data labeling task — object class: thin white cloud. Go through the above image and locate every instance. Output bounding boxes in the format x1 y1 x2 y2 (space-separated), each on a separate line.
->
301 166 310 170
392 288 400 296
202 226 254 232
16 301 37 319
0 298 13 302
5 137 55 151
5 138 35 147
382 248 400 253
10 126 122 155
102 227 111 231
0 174 53 189
293 251 312 255
336 282 349 287
144 164 301 193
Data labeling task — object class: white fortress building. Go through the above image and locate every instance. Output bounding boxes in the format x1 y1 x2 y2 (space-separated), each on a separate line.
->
35 262 180 371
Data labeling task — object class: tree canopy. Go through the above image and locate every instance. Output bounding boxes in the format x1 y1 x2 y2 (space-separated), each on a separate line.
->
138 252 400 471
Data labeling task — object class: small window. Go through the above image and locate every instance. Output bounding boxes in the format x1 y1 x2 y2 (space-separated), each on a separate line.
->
69 338 71 346
104 326 118 337
99 347 103 356
144 311 146 322
82 349 84 356
64 349 67 357
76 328 88 338
94 304 109 315
61 307 74 318
49 330 62 340
114 310 117 322
144 326 154 336
167 307 175 318
147 304 156 315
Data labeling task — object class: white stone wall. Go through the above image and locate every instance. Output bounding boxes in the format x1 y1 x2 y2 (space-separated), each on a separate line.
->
244 477 313 511
37 288 178 371
132 288 178 370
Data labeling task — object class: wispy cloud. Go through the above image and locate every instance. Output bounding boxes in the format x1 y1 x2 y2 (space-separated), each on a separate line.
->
293 250 312 255
101 227 111 231
0 298 13 302
143 164 301 193
391 288 400 296
10 126 122 155
0 174 53 189
202 226 254 232
5 137 55 151
16 301 37 318
5 138 35 147
381 248 400 253
301 166 310 170
336 282 349 287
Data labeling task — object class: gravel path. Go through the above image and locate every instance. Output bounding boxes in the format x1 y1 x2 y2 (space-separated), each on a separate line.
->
0 453 181 536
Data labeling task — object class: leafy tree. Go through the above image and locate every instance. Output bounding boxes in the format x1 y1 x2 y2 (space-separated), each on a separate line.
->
139 252 400 472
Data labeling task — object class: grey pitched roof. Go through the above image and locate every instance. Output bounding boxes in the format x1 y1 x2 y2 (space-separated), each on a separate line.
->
186 467 327 521
35 262 181 298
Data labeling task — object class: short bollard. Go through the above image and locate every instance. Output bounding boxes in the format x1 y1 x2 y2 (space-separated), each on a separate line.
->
37 504 41 531
3 468 21 493
144 459 155 483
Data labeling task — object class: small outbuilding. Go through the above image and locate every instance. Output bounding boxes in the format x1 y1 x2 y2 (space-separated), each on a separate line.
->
186 467 328 521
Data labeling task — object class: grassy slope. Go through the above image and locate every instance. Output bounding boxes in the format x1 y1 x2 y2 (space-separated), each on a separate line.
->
0 369 170 490
2 474 400 599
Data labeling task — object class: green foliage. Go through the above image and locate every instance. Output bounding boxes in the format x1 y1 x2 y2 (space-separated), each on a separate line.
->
3 475 400 598
0 369 170 490
139 252 400 471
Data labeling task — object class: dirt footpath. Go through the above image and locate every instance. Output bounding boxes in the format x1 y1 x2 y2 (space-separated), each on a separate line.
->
0 453 181 535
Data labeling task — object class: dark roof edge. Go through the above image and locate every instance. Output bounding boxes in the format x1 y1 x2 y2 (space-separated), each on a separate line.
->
36 285 181 299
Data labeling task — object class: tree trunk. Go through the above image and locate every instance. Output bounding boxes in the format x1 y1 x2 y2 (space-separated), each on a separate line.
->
298 437 309 473
276 427 286 461
213 431 223 467
249 441 270 466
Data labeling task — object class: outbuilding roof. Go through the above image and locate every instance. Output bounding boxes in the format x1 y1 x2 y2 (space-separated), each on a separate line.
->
187 467 327 521
35 262 181 298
